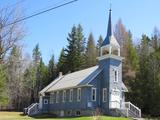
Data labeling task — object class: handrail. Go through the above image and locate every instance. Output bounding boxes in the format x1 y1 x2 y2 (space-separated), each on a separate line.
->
124 102 141 118
125 102 141 111
26 103 34 109
28 103 39 115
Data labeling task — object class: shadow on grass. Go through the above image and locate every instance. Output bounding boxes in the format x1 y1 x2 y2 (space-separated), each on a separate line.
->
20 113 81 119
19 113 26 116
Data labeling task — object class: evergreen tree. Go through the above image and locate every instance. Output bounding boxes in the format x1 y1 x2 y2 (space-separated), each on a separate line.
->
147 48 160 116
114 20 139 90
0 64 8 106
36 58 48 93
65 25 86 72
7 46 24 110
129 35 151 115
86 33 97 67
47 54 57 84
57 48 67 74
23 65 36 105
151 27 160 50
32 44 42 102
77 24 86 53
97 35 103 56
32 44 41 67
127 31 139 70
76 24 86 69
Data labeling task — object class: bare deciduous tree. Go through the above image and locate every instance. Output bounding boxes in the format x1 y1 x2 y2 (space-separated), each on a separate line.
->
0 6 25 63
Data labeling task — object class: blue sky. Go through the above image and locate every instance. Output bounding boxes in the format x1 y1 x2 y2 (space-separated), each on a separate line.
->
1 0 160 64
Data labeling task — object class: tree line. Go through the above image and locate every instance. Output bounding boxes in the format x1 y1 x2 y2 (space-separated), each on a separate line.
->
0 6 160 117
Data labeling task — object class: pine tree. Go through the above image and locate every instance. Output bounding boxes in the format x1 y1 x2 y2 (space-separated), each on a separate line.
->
0 64 8 106
32 44 42 102
97 35 103 56
32 44 41 67
127 31 139 70
151 27 160 50
23 65 35 105
129 35 151 114
77 24 86 54
7 46 24 110
114 20 139 88
76 24 86 69
65 25 86 72
57 48 67 74
36 58 48 92
86 33 97 67
47 54 57 84
147 48 160 116
65 25 77 72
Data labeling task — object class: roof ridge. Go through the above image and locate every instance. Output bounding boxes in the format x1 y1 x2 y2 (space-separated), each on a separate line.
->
39 76 65 94
65 65 98 75
44 76 65 92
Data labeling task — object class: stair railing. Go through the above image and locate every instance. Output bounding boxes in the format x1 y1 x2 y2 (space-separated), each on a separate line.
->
27 103 39 116
124 102 141 118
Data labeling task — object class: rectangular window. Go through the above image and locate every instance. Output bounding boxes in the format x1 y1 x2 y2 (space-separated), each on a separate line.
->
91 88 96 101
56 91 59 103
103 88 107 102
62 90 66 102
114 70 118 82
50 92 54 104
77 88 81 102
69 89 73 102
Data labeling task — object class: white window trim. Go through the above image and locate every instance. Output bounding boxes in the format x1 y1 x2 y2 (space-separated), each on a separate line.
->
91 88 96 101
103 88 107 102
56 91 59 103
112 87 120 95
62 90 66 102
77 88 81 102
44 99 48 104
69 89 73 102
114 69 118 82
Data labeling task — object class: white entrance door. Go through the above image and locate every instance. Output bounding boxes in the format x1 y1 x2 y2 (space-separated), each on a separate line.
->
110 88 120 109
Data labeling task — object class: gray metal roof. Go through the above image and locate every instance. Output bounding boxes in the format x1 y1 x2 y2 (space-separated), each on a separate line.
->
39 66 101 94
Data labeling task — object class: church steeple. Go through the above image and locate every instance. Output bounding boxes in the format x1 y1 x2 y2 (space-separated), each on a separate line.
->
102 9 112 46
99 9 120 58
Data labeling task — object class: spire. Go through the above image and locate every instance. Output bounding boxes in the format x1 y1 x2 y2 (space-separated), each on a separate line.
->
101 9 113 46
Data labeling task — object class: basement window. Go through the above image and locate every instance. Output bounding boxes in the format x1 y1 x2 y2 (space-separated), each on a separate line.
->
67 110 72 116
76 111 81 116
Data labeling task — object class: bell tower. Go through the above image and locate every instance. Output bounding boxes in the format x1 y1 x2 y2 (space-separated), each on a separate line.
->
100 9 120 58
98 9 126 112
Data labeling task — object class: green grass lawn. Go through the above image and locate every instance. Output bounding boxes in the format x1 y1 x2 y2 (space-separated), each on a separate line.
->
0 112 130 120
